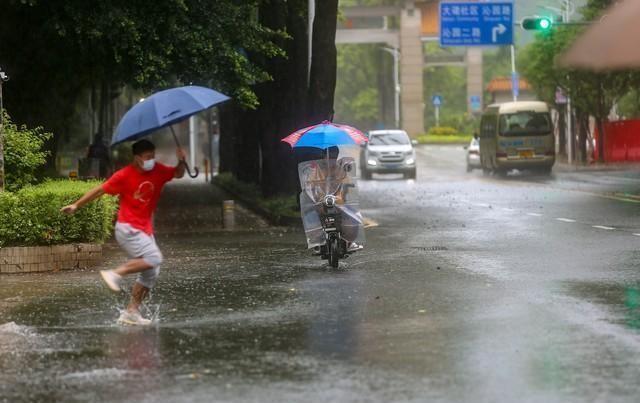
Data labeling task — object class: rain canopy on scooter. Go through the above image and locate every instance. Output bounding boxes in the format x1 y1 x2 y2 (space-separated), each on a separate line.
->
281 121 368 249
297 145 366 249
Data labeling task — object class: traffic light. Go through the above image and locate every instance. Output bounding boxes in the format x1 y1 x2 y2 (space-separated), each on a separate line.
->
521 17 553 31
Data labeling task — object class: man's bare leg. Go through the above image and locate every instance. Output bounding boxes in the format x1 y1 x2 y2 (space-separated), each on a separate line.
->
127 282 150 313
114 258 153 276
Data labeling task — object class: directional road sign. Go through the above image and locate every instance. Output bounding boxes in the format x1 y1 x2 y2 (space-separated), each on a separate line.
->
440 2 514 47
469 95 482 112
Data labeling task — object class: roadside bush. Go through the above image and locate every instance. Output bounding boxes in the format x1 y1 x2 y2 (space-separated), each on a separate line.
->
0 180 117 247
2 111 52 192
427 126 458 136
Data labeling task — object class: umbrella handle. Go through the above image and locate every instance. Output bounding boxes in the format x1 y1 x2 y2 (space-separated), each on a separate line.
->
178 159 199 178
171 126 199 178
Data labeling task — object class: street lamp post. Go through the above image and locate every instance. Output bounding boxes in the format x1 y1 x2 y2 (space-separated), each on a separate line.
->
382 47 401 129
0 67 9 192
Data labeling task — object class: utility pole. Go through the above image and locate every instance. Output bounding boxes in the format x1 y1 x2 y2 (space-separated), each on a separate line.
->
382 47 401 129
0 67 9 192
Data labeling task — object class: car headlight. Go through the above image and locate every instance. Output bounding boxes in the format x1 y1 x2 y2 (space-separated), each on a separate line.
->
367 159 378 166
406 158 415 165
405 150 414 155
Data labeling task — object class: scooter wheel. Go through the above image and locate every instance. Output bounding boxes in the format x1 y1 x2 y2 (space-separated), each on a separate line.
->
328 238 339 268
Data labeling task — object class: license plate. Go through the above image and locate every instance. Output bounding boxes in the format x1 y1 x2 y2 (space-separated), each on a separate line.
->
519 150 534 159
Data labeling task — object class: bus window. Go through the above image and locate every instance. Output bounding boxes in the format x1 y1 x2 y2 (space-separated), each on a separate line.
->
499 112 551 136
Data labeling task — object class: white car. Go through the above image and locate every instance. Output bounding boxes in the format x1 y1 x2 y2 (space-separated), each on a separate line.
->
466 136 481 172
361 130 417 180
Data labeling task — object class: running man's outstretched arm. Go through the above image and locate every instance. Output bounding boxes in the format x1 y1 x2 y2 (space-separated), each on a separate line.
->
60 185 105 215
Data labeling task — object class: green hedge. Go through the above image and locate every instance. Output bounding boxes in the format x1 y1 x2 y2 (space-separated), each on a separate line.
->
0 180 118 247
427 126 459 136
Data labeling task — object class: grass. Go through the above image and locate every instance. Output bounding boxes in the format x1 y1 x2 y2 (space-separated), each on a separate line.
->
417 134 472 145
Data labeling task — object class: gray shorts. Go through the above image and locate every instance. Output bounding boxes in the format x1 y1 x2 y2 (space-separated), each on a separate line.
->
114 222 163 289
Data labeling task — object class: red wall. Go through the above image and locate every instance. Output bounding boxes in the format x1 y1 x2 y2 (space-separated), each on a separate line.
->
594 120 640 162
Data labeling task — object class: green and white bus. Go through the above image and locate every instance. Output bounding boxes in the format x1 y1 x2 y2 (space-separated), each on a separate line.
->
479 101 555 175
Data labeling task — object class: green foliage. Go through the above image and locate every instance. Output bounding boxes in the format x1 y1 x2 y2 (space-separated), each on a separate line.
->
0 180 117 247
417 134 471 145
427 126 458 136
2 111 51 192
518 2 640 120
335 44 387 130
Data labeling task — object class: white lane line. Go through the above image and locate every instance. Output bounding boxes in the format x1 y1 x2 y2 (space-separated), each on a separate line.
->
556 218 576 223
527 213 543 217
634 234 640 237
474 203 491 208
502 207 515 212
592 225 615 231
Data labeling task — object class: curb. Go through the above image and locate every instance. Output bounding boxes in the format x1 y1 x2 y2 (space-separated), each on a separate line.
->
212 181 301 228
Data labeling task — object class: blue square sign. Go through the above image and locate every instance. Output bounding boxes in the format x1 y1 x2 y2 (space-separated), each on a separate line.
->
440 2 514 47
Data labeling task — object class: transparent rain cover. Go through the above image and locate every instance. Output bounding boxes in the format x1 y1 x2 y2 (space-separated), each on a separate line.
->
298 146 365 248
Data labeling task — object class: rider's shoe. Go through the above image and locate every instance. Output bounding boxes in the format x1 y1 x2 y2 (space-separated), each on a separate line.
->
313 246 322 256
117 310 152 326
347 242 363 252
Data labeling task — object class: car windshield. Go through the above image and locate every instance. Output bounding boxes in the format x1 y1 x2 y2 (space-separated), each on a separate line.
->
369 132 410 145
499 112 551 136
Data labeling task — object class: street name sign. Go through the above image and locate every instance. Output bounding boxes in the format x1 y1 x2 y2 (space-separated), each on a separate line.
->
440 2 514 47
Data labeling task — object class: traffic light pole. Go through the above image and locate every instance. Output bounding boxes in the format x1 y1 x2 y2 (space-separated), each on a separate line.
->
510 45 517 102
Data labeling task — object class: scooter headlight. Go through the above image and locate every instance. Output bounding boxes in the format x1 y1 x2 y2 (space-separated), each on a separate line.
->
324 195 337 207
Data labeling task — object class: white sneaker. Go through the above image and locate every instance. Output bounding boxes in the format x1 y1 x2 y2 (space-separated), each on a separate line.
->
117 310 152 326
100 270 122 292
347 242 363 252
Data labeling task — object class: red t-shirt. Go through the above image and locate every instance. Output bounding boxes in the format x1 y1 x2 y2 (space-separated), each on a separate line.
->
102 163 176 235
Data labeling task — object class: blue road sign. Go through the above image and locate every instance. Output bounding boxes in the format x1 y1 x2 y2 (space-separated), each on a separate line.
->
470 95 482 112
432 95 443 107
440 2 514 47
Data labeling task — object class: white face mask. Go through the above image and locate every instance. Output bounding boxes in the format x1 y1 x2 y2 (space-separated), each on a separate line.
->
142 158 156 171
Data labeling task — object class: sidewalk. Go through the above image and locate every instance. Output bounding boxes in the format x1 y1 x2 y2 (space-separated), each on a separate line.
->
554 160 640 173
154 177 270 234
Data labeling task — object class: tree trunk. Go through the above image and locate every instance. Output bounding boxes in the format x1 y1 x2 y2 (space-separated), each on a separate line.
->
557 104 566 157
307 0 338 124
596 116 606 163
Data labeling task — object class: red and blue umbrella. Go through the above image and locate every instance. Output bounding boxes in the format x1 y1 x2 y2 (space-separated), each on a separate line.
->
281 121 368 149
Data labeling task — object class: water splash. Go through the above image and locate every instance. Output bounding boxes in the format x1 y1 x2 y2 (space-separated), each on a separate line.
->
0 321 34 336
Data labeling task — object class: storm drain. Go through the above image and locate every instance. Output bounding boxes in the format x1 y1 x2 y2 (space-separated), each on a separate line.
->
413 246 449 252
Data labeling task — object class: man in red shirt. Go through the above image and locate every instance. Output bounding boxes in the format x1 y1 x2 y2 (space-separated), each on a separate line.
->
61 139 186 325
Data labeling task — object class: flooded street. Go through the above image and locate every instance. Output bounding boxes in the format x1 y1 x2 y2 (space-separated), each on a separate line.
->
3 146 640 402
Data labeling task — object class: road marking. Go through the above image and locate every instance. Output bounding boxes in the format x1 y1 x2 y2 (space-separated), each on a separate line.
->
474 203 491 208
527 213 543 217
556 218 576 223
634 233 640 237
592 225 615 231
502 207 515 212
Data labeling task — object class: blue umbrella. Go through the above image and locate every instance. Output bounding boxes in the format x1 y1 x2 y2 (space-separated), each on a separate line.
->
112 85 230 145
281 121 368 149
112 85 230 177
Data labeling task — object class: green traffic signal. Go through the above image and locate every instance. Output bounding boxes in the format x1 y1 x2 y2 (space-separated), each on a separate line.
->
521 17 553 31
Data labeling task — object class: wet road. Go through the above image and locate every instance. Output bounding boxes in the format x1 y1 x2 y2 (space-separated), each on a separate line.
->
3 146 640 402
